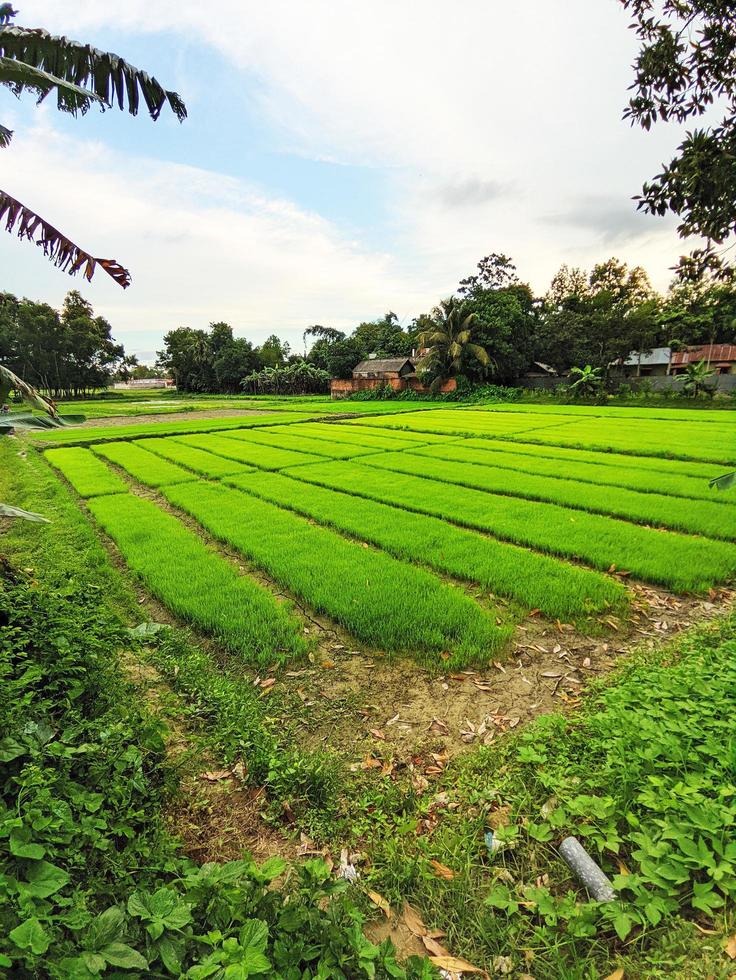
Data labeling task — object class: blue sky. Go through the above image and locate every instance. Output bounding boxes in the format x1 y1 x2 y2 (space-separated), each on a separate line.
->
1 1 690 362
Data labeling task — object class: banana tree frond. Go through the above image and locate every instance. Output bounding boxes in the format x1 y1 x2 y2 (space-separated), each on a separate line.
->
0 121 11 146
0 189 131 288
0 503 50 522
0 26 187 121
0 54 105 111
0 362 59 416
709 471 736 491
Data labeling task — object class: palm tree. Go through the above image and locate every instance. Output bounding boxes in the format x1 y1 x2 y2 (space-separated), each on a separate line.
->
568 364 604 398
682 360 714 398
416 297 491 392
0 9 186 287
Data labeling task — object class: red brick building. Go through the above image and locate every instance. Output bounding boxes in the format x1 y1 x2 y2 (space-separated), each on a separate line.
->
330 357 457 399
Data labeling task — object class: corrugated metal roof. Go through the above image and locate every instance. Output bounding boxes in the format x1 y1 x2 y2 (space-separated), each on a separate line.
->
671 344 736 366
622 347 671 367
352 358 414 376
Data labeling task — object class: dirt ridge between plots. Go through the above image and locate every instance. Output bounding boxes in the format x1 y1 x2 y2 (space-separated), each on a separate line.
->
81 408 277 427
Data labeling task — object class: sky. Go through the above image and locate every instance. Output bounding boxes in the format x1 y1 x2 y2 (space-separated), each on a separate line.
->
0 0 694 362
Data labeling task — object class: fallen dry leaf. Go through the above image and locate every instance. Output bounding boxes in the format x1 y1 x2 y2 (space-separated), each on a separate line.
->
421 935 450 957
430 859 455 880
367 890 391 918
402 901 427 938
259 677 276 690
725 934 736 959
493 956 513 975
429 955 484 974
603 970 624 980
369 728 386 740
200 770 232 782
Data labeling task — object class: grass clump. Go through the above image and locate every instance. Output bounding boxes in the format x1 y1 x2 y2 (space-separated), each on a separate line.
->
363 451 736 541
44 446 128 498
288 461 736 592
92 441 198 488
228 470 627 621
164 480 511 668
87 493 308 666
133 437 256 477
172 433 323 470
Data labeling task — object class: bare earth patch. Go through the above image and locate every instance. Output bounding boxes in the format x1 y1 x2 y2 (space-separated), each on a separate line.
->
81 408 277 427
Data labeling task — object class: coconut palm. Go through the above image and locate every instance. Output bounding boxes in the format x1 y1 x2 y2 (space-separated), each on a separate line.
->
0 9 186 287
416 297 491 392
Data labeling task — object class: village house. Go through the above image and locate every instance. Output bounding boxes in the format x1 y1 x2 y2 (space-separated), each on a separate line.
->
669 344 736 376
330 354 457 398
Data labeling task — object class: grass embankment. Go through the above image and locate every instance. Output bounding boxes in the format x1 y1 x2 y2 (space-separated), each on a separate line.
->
362 451 736 541
172 433 323 470
287 461 736 591
29 410 320 446
410 440 730 502
44 447 129 498
87 493 309 666
164 480 511 668
227 470 626 621
132 437 256 477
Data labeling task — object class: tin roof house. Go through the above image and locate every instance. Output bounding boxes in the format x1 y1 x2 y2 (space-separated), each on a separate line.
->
330 353 457 399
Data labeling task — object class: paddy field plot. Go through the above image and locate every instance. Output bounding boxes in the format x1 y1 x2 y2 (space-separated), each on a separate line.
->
38 403 736 674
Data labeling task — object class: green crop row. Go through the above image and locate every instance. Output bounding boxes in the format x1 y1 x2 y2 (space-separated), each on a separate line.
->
346 409 569 438
31 410 321 446
285 461 736 592
504 417 736 464
362 451 736 541
87 493 308 665
92 442 198 488
474 402 736 422
219 427 378 459
458 438 725 480
44 447 129 498
163 481 510 668
172 433 322 470
133 437 256 477
291 421 456 448
224 470 627 620
410 440 726 502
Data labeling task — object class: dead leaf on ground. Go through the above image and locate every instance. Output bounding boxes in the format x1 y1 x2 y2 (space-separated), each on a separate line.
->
200 770 232 782
428 955 484 974
430 859 455 880
402 901 427 938
493 956 513 975
369 728 386 740
421 935 450 957
429 718 449 735
603 969 625 980
367 889 391 918
259 677 276 690
725 934 736 959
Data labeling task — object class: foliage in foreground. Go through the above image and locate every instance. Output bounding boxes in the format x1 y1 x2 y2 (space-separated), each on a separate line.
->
0 573 430 978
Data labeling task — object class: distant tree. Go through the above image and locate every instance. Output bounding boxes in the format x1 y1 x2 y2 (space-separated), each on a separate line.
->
257 334 289 369
659 280 736 347
156 327 211 392
416 297 491 391
0 8 185 287
458 253 518 296
619 0 736 281
352 312 415 358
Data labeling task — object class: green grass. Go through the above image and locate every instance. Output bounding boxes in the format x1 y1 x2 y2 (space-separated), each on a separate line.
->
86 493 308 665
409 440 730 502
218 427 381 458
361 450 736 541
458 437 727 480
503 416 736 465
92 441 199 488
286 460 736 592
172 433 323 470
224 470 627 620
163 480 510 668
132 437 256 477
30 410 322 446
44 447 129 498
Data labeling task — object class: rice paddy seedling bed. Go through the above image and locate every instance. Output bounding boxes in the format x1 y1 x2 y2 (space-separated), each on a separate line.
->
87 493 308 664
225 470 627 619
345 409 570 438
44 447 129 498
92 441 198 488
287 461 736 592
290 421 459 448
458 438 726 481
135 437 256 477
475 403 736 422
163 480 510 668
408 440 726 502
362 451 736 540
504 417 736 464
172 433 322 470
218 427 378 459
32 410 322 446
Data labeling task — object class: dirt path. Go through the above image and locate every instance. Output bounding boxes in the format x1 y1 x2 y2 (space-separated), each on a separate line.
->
82 409 276 427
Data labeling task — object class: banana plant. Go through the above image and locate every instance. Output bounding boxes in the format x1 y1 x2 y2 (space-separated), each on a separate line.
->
0 9 186 286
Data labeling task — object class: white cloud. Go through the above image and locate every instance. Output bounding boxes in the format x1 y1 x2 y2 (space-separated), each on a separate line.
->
5 0 701 354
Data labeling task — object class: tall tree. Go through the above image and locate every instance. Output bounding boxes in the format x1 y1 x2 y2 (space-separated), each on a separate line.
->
416 297 491 391
620 1 736 281
0 9 185 286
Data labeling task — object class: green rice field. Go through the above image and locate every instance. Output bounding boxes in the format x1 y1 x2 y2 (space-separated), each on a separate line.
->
40 403 736 670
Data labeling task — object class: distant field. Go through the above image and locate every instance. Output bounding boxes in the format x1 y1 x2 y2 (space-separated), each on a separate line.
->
40 403 735 672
